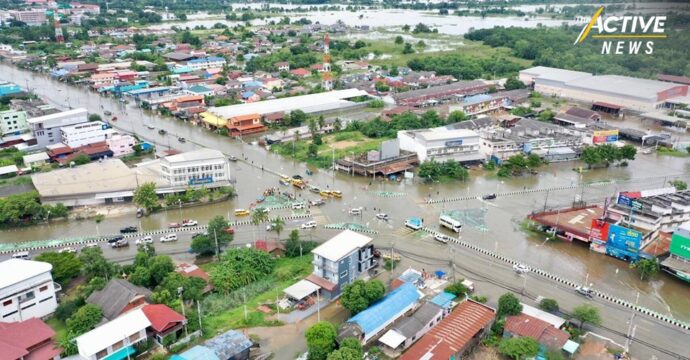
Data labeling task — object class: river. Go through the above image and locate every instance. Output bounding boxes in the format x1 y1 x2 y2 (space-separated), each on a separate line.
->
1 62 690 321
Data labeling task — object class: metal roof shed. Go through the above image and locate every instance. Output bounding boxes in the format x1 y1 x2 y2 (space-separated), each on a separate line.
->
283 279 320 301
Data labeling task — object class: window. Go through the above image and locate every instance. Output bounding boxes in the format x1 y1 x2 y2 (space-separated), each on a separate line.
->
2 299 12 306
39 285 48 292
3 310 18 318
96 349 108 359
39 297 53 303
129 333 139 342
112 340 123 351
19 291 35 303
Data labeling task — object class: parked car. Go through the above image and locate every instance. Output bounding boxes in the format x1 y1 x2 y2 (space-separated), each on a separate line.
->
513 263 530 274
83 243 99 249
111 239 129 248
376 213 389 221
301 221 317 229
158 129 167 135
107 235 125 243
178 137 186 143
120 226 138 234
292 202 305 210
181 219 198 227
575 286 595 299
309 199 325 206
434 233 451 244
482 193 497 200
135 236 153 245
168 222 181 228
160 234 178 243
146 124 155 130
228 155 238 162
349 207 363 216
104 110 112 116
11 251 31 260
234 209 250 216
58 247 77 254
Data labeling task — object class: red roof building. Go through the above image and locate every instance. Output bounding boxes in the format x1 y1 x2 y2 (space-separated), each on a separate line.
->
400 300 496 360
0 318 62 360
141 304 187 343
176 263 214 293
290 68 310 77
504 313 570 350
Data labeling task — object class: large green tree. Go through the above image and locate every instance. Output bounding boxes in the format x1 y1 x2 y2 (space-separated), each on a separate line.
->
572 304 602 329
35 252 83 284
210 248 275 294
148 255 174 287
305 321 337 360
79 247 117 280
498 293 523 318
66 304 103 335
340 279 385 314
631 258 659 281
133 182 159 213
498 337 540 360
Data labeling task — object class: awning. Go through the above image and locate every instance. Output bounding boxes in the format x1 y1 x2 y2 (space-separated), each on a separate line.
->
103 345 135 360
378 330 407 349
306 274 337 292
283 279 320 300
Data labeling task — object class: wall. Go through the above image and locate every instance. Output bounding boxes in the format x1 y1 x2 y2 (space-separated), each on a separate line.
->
0 273 57 323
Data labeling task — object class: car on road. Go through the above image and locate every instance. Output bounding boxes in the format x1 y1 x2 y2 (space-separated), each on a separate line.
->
309 199 325 206
83 243 99 249
349 207 363 216
107 235 124 243
146 124 155 130
160 234 178 243
434 233 451 244
181 219 198 227
376 213 389 221
58 247 77 254
120 226 138 233
228 155 238 162
135 236 153 245
168 222 181 228
234 209 250 217
178 137 186 143
575 286 595 299
301 221 317 229
12 251 31 260
513 263 530 274
111 239 129 248
292 202 305 210
104 110 112 116
482 193 497 200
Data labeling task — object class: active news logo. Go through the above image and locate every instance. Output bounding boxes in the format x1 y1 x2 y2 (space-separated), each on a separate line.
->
574 6 667 55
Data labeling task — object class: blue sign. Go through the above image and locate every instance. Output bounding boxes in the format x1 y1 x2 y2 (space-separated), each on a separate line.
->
606 135 619 142
607 224 642 254
605 245 640 262
189 177 213 185
445 140 464 147
617 194 633 207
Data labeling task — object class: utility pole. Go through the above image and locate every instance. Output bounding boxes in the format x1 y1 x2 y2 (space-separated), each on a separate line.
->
196 300 203 335
625 292 640 353
316 288 321 322
543 189 550 212
213 228 220 260
178 287 189 338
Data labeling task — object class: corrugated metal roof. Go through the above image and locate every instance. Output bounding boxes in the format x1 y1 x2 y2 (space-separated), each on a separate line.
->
348 282 421 336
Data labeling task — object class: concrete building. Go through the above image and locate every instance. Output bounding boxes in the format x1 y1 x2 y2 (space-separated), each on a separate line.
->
22 152 49 167
185 57 226 71
378 302 445 351
28 108 88 148
310 230 376 298
75 309 150 360
608 188 690 237
393 81 492 107
0 110 28 136
520 66 688 112
106 133 136 157
398 128 483 164
0 259 59 323
160 148 230 187
60 121 109 148
0 82 22 96
9 10 46 26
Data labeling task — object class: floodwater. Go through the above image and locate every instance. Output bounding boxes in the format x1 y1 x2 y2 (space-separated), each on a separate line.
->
1 63 690 322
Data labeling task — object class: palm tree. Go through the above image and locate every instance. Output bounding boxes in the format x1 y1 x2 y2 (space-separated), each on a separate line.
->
270 217 285 241
251 208 270 240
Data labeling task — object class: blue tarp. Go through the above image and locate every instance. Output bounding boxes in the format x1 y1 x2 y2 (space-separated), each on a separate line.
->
434 270 446 278
348 282 421 336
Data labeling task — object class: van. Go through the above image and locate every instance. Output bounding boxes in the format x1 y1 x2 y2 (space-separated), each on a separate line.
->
292 202 306 210
160 233 178 243
12 251 30 260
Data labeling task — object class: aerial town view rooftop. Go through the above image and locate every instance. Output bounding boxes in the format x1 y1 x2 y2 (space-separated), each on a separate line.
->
0 1 689 360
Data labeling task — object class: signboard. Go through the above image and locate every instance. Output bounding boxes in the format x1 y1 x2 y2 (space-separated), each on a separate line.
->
632 201 643 210
189 176 213 185
617 194 633 207
589 219 610 243
592 130 619 144
607 224 642 254
606 245 640 262
445 140 464 147
380 139 400 160
593 130 619 137
670 233 690 259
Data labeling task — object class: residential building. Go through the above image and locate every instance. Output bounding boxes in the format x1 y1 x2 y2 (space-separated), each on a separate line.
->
608 188 690 236
141 304 187 344
106 133 136 157
310 230 376 298
9 10 46 26
0 110 28 136
339 283 422 344
176 263 213 293
160 148 230 187
22 152 50 167
60 121 108 148
185 57 227 71
87 279 152 321
378 302 445 351
0 259 59 323
226 113 267 136
661 223 690 284
28 108 88 148
400 300 496 360
275 61 290 72
0 318 62 360
504 312 578 357
398 128 483 164
75 308 150 360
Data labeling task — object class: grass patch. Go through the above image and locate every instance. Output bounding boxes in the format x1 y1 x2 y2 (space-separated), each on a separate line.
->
656 147 690 157
331 131 365 142
201 255 313 336
271 131 389 168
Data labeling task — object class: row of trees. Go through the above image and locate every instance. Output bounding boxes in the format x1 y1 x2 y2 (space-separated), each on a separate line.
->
408 53 524 81
418 159 470 182
494 153 543 177
0 192 68 226
580 144 637 168
306 322 364 360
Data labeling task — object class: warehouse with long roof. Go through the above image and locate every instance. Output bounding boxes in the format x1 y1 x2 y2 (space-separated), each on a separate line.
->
519 66 689 112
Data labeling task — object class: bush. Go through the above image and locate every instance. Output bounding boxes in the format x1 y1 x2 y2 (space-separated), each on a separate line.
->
539 298 559 313
55 297 85 321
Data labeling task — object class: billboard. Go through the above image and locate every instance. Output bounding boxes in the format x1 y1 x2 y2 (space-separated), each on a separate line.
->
589 219 610 243
380 139 400 160
670 233 690 259
607 224 642 254
592 130 619 144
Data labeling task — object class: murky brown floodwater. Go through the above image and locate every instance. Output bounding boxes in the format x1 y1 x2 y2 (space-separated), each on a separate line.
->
2 63 690 321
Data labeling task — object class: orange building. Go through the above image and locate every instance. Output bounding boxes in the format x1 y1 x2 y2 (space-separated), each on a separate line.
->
226 113 267 136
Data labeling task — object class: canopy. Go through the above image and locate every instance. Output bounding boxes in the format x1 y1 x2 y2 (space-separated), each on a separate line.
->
378 330 407 349
283 279 320 300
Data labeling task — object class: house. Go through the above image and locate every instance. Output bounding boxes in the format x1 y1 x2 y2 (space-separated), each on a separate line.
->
226 113 267 136
86 279 152 321
339 283 422 344
275 61 290 72
185 85 214 97
378 302 445 351
106 133 136 157
290 68 310 78
262 78 282 91
504 311 579 357
0 318 62 360
176 263 213 294
204 329 253 360
22 152 50 167
141 304 187 344
310 230 376 298
0 259 59 323
400 300 496 360
76 308 151 360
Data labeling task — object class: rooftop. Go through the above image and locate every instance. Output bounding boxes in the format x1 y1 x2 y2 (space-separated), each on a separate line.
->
141 304 186 333
311 230 373 262
0 318 60 360
283 279 320 301
505 313 569 350
521 66 591 83
75 309 151 357
566 74 687 100
348 282 421 336
27 108 88 124
87 279 152 321
0 259 52 291
162 148 226 165
204 330 252 360
393 302 444 338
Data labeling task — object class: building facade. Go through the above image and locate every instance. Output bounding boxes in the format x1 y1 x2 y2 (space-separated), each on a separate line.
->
398 128 483 163
28 108 88 148
60 121 108 148
10 10 46 26
106 133 136 157
185 57 226 71
0 110 28 136
160 148 230 187
76 309 150 360
0 259 59 323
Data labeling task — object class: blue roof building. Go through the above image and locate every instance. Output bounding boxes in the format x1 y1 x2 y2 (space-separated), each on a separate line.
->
341 282 422 343
172 346 220 360
430 291 456 309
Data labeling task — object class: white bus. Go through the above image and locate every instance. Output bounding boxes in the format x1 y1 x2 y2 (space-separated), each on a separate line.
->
439 215 462 233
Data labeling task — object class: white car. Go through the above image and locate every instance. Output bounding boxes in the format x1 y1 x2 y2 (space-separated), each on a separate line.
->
349 207 363 216
301 221 317 229
292 202 306 210
160 234 178 243
434 234 450 244
58 247 77 254
136 236 153 245
181 220 198 227
513 263 530 274
83 243 99 249
376 213 389 221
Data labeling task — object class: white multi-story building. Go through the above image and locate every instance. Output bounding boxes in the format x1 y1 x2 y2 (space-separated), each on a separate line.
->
60 121 108 148
76 309 151 360
9 10 46 26
28 108 88 148
160 148 230 187
0 259 59 323
0 109 28 136
185 57 226 71
398 128 483 164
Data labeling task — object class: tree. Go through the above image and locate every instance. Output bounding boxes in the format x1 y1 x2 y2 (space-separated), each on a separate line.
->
148 255 174 287
445 281 468 297
572 304 602 329
539 298 559 313
333 118 342 132
88 114 102 122
340 279 385 314
631 258 659 281
498 293 522 318
498 337 540 360
34 252 82 284
80 247 116 280
364 279 386 303
308 117 318 136
580 146 602 169
526 153 542 168
339 337 363 358
66 304 103 335
394 35 404 45
504 77 526 90
210 248 275 294
327 348 360 360
447 110 469 122
374 81 389 92
402 43 414 54
538 109 555 122
670 180 688 191
133 182 159 213
270 217 285 240
305 321 337 360
129 266 152 287
72 154 91 165
402 24 410 32
207 215 233 246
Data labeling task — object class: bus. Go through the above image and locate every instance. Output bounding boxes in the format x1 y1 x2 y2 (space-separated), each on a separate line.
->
439 215 462 233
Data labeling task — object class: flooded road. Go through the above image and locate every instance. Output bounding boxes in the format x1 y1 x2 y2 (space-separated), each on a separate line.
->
2 63 690 321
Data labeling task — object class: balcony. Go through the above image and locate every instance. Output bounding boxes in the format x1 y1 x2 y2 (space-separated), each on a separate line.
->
53 282 62 292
